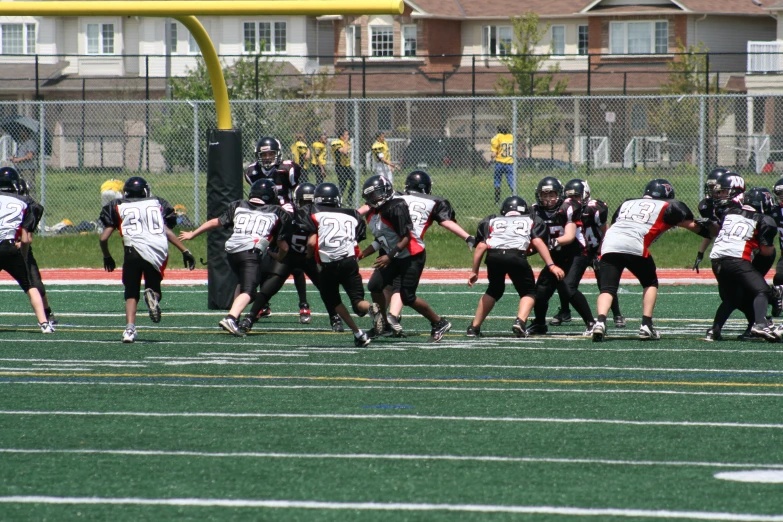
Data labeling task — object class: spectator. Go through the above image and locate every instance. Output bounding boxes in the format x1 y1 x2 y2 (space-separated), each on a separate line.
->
331 130 355 203
311 134 328 185
490 125 514 204
11 128 38 197
371 132 399 183
291 133 311 183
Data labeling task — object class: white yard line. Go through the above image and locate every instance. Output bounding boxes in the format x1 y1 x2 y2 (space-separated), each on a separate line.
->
0 497 778 520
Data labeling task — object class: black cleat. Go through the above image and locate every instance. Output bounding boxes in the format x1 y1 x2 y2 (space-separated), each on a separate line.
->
143 288 161 323
705 328 722 342
238 316 254 334
525 323 548 336
512 318 529 338
466 324 482 337
330 314 344 333
613 315 627 328
219 316 245 337
429 318 452 343
549 309 572 326
256 305 271 319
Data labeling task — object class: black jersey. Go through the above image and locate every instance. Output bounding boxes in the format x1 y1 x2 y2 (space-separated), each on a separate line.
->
243 159 304 207
578 199 610 256
218 200 292 254
532 198 581 258
367 197 414 258
770 205 783 252
27 198 44 231
697 197 715 221
299 204 366 263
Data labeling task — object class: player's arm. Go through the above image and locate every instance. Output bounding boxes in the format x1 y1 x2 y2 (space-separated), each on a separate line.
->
99 225 116 272
693 237 712 273
166 227 196 269
468 242 488 287
271 209 293 262
373 205 412 269
179 218 220 241
553 222 576 248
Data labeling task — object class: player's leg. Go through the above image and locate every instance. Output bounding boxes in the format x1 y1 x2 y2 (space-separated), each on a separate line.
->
387 276 404 336
302 258 342 331
550 285 572 326
292 268 311 324
340 258 383 344
120 249 145 343
559 255 595 333
468 256 504 337
529 267 559 334
141 258 164 325
398 253 451 342
592 253 625 342
245 255 291 325
505 253 537 338
625 255 660 340
0 243 49 331
26 247 57 326
220 251 260 336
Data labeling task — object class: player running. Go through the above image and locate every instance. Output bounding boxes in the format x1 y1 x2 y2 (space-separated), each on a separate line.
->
467 195 564 337
99 176 196 343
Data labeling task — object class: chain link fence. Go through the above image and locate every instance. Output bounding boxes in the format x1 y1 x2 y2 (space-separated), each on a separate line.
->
1 94 780 234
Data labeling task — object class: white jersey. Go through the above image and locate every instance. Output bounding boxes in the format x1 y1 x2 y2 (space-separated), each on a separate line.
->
373 162 393 183
482 215 536 251
398 192 455 253
0 193 31 241
300 205 364 263
601 198 692 257
219 201 290 255
117 199 169 271
710 208 776 262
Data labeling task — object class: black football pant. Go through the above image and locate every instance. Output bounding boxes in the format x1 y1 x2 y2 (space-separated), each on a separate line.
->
712 252 776 330
533 255 594 326
318 258 367 315
711 257 772 330
122 247 163 301
485 250 535 301
0 240 32 292
556 254 621 317
26 246 46 297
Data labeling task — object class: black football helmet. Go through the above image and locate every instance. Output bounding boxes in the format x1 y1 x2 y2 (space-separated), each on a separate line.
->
711 172 745 207
564 178 591 202
744 187 775 216
535 176 564 210
123 176 151 198
248 178 278 205
705 167 729 198
643 179 675 200
362 175 394 208
255 137 283 171
17 179 29 196
314 182 341 207
0 167 21 194
404 170 432 195
294 183 316 207
773 177 783 203
500 196 529 216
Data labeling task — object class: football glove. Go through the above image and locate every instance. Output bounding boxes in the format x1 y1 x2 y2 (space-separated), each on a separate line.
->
465 235 476 252
692 251 704 274
183 250 196 270
103 255 116 272
548 237 561 251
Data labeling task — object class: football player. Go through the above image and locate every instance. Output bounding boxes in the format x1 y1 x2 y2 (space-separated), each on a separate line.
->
692 167 735 274
550 179 625 329
526 176 596 336
359 175 452 343
591 179 710 342
17 178 58 328
770 178 783 312
0 167 52 333
244 136 312 323
383 171 475 337
467 195 564 338
179 179 292 337
707 187 779 342
239 183 343 334
99 176 196 343
331 130 356 204
299 183 384 347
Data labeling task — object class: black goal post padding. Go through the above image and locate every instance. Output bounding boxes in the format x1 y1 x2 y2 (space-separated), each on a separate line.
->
206 128 243 310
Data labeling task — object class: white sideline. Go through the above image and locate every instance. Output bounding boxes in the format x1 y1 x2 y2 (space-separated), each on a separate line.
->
0 496 779 520
3 410 783 429
1 448 782 471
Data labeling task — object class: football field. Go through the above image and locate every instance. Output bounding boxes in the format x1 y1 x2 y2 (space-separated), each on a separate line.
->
2 281 783 521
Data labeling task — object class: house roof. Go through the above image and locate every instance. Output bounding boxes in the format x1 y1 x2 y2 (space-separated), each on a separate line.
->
766 0 783 9
407 0 770 18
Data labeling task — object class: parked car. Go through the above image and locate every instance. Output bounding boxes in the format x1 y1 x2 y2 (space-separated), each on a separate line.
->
401 137 488 169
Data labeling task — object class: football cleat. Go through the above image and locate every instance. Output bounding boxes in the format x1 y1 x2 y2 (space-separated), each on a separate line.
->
772 285 783 318
750 323 780 343
512 318 529 338
299 303 311 324
705 328 722 342
582 321 595 337
330 314 344 332
238 317 254 334
47 313 59 327
256 305 271 319
219 316 246 337
549 309 572 326
369 303 385 336
591 321 606 343
429 318 452 343
466 324 482 337
525 323 548 336
354 331 371 347
638 324 661 341
737 327 760 341
121 325 136 343
39 321 54 334
387 314 405 337
143 288 161 323
613 315 627 328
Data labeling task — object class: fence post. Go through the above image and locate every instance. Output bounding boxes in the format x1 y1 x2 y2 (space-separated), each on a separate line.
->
698 96 706 200
512 98 518 194
35 54 40 100
353 99 360 207
145 56 150 172
361 57 366 99
192 101 200 225
39 101 46 233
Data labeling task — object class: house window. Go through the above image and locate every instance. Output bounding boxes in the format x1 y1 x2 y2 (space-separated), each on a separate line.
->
551 25 565 56
243 21 287 53
482 25 513 57
169 22 177 53
346 25 361 57
578 25 588 56
87 23 115 54
370 25 393 57
403 25 417 57
188 30 198 53
609 21 668 55
378 106 392 131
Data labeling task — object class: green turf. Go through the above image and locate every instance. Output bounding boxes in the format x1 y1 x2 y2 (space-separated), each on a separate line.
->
0 284 782 520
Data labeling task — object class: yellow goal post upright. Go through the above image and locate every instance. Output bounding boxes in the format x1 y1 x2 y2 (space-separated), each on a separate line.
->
1 1 403 309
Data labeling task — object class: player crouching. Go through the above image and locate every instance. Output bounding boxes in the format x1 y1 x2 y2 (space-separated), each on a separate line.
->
100 176 196 343
299 183 383 347
467 196 564 338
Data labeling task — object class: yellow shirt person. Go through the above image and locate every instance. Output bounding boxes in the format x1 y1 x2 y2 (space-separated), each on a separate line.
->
490 132 514 165
290 134 310 171
371 132 398 183
331 137 351 167
311 135 328 184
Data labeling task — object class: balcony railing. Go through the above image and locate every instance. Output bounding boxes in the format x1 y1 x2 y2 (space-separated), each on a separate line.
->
747 41 783 74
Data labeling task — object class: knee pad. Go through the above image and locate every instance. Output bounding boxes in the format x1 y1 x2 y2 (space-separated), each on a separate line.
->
367 271 385 294
400 289 417 306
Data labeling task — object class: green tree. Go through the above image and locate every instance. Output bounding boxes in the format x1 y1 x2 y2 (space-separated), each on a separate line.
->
495 12 568 158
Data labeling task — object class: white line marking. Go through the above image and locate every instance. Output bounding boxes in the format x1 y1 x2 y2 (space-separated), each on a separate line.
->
1 448 781 470
2 410 783 429
0 496 778 520
6 381 783 398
